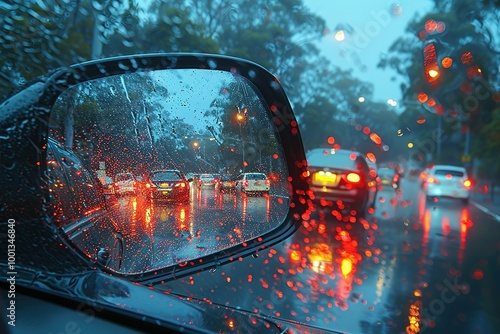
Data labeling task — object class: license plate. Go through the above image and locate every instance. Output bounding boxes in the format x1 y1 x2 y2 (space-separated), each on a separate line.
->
313 172 337 186
160 183 169 188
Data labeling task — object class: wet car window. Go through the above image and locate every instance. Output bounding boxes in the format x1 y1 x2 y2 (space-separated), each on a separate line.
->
152 171 182 180
1 1 499 333
434 169 465 177
308 149 362 169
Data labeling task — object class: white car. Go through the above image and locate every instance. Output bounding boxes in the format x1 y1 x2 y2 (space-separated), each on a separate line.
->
424 165 472 204
236 172 270 195
114 172 136 195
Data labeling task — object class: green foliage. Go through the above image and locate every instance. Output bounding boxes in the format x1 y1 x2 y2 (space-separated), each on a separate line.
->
380 0 499 167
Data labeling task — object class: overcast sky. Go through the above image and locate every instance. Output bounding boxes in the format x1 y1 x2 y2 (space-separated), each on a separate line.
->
303 0 435 104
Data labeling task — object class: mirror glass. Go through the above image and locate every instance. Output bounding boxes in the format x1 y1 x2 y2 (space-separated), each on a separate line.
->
47 68 290 274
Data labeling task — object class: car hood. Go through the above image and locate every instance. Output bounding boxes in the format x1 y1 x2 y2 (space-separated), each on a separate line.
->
7 267 335 333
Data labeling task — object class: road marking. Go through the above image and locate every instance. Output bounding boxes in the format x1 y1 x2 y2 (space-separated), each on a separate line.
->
471 200 500 222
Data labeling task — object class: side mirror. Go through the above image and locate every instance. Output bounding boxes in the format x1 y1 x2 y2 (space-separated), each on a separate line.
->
0 54 310 282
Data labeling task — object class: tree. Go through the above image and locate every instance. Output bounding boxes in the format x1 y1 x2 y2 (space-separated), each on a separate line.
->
380 0 499 168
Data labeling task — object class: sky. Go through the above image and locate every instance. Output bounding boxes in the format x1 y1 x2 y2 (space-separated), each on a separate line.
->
303 0 435 105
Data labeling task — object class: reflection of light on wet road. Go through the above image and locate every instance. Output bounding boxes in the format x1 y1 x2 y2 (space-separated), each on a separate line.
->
341 258 352 278
373 248 396 305
458 207 470 266
242 195 247 223
423 208 431 248
406 302 421 334
145 207 152 228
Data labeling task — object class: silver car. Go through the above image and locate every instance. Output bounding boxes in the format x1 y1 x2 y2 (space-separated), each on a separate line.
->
424 165 472 204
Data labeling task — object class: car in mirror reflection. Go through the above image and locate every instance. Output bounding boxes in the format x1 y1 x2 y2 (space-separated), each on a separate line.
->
217 174 237 193
148 169 190 202
114 172 137 196
235 172 271 196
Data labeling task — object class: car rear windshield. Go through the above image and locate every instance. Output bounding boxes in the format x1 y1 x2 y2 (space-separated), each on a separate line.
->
434 169 465 177
307 149 358 169
200 174 214 180
115 174 133 181
152 171 181 180
246 173 267 180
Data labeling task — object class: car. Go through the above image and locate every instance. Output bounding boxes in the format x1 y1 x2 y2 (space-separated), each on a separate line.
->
198 173 217 187
365 158 379 205
217 174 236 192
424 165 472 204
235 172 271 195
99 175 115 195
377 167 400 189
113 172 136 195
149 169 190 201
307 148 371 214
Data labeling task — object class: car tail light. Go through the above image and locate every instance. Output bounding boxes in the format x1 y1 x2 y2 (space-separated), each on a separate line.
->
265 179 270 185
427 176 439 184
346 172 361 183
463 179 472 188
175 182 186 188
145 183 151 188
244 180 249 187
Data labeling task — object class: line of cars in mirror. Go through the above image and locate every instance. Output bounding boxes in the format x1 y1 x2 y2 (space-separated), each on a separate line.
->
99 169 272 202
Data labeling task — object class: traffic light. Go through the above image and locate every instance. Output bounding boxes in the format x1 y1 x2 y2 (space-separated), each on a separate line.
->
423 43 440 85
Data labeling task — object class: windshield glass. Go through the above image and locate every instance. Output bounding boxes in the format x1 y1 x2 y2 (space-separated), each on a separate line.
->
307 149 359 169
434 169 465 177
1 1 498 333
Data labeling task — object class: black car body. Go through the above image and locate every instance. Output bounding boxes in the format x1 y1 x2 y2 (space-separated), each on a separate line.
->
217 174 236 192
149 170 190 201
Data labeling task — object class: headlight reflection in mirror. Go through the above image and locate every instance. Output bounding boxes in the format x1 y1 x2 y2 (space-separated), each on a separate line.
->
46 68 290 274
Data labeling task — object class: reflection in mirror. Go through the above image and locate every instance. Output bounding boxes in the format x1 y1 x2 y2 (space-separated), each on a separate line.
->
47 69 290 274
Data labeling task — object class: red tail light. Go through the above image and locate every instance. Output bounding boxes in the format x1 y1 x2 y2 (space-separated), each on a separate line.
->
463 179 472 188
346 172 361 183
265 179 270 185
244 180 249 187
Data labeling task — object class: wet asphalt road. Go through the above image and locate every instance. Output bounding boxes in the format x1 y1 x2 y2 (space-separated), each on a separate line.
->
142 177 500 334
